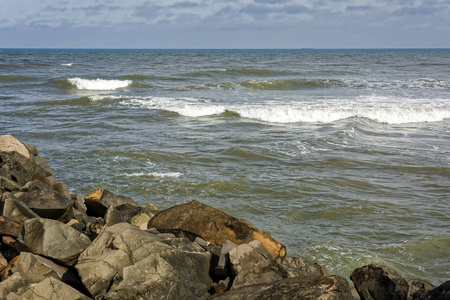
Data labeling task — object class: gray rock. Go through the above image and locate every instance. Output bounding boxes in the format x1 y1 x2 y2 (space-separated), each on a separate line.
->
281 256 325 277
84 189 138 218
350 264 435 300
13 180 74 222
0 176 21 193
104 203 142 227
17 218 91 266
228 240 287 290
0 272 27 300
2 194 40 219
210 275 358 300
75 222 213 299
18 277 91 300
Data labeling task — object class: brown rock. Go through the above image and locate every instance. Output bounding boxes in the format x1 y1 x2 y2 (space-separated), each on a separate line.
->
0 253 7 272
84 188 138 217
2 193 40 219
351 264 435 300
0 254 20 281
148 200 286 262
427 280 450 300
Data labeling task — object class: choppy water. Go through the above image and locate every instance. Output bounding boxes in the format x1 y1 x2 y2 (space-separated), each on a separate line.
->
1 49 449 285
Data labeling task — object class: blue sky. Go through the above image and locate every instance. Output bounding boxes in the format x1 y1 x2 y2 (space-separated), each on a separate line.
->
1 0 449 48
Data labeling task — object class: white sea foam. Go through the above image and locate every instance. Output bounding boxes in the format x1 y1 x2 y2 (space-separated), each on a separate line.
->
124 172 183 178
61 63 74 66
88 95 122 101
121 96 450 124
68 78 132 90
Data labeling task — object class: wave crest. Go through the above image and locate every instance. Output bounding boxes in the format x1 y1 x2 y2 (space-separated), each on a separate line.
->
67 78 132 90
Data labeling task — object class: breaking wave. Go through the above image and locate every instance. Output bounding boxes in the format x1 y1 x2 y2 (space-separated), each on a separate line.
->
67 78 132 90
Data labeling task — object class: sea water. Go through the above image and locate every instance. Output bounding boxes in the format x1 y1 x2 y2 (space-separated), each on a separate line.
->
0 49 449 285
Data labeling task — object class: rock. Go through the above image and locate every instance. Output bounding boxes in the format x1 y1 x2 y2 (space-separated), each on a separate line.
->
130 203 157 228
0 216 24 238
210 275 357 300
75 222 213 299
281 256 325 277
1 193 40 219
215 240 237 277
11 252 80 287
0 136 56 187
228 240 287 290
148 200 286 262
0 254 20 281
0 135 30 159
72 194 88 221
0 272 27 300
212 277 231 294
18 277 91 300
426 280 450 300
0 176 21 193
0 253 7 272
17 218 91 266
13 180 74 222
104 203 142 227
350 264 435 300
84 188 138 218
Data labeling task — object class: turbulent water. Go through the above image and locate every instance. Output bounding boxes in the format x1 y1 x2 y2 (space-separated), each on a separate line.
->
1 49 449 285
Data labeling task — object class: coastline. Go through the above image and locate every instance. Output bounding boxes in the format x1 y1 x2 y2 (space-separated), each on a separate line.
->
1 134 449 299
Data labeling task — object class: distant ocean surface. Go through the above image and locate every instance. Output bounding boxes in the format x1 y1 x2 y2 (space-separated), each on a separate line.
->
1 49 449 284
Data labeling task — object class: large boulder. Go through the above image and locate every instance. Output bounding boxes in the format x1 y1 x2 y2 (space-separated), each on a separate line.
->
12 180 74 222
148 200 286 262
75 222 213 299
17 218 91 266
350 264 435 300
210 275 357 300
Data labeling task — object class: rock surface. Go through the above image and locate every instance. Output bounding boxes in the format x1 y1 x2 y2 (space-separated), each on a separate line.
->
18 277 90 300
148 200 286 262
17 218 91 266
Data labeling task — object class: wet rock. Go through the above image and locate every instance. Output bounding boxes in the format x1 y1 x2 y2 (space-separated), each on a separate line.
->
18 277 91 300
229 240 287 289
0 216 24 238
17 218 91 266
426 280 450 300
75 222 212 299
84 188 138 218
148 200 286 262
281 256 325 277
210 275 357 300
13 180 74 222
351 264 435 300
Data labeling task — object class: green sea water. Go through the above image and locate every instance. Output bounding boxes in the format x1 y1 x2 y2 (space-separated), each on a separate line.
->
0 49 449 285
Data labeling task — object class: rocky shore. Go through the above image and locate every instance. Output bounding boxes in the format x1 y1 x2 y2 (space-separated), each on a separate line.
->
0 134 448 300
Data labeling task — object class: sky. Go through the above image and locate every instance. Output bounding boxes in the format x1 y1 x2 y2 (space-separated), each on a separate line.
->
0 0 449 48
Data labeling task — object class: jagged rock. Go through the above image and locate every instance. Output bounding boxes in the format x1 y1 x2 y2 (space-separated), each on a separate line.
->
426 280 450 300
0 272 27 300
84 188 138 218
351 264 435 300
229 240 287 289
210 275 357 300
13 180 74 222
18 277 91 300
0 176 21 193
281 256 325 277
148 200 286 262
0 135 56 186
130 203 158 228
215 240 237 277
75 222 213 299
17 218 91 266
0 254 20 281
1 193 40 219
72 194 88 221
8 251 82 291
104 203 142 227
0 216 24 237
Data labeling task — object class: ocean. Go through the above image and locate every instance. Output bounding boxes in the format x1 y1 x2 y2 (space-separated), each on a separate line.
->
0 48 449 285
